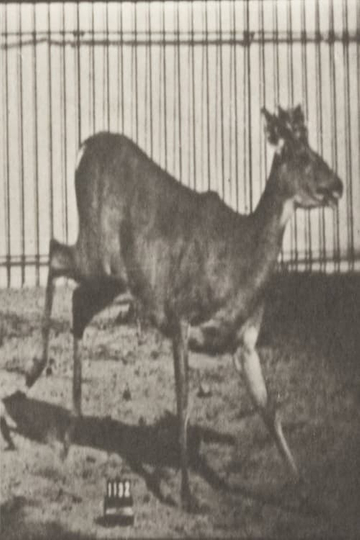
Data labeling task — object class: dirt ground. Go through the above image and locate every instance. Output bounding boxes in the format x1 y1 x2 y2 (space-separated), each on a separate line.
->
1 273 360 539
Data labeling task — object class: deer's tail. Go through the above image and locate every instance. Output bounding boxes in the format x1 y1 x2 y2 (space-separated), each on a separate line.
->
49 238 76 278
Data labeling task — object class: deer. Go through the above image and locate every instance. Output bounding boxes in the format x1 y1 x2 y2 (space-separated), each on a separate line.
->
23 105 342 511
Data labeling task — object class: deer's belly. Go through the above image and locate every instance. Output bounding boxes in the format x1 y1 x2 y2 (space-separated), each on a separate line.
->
188 316 239 355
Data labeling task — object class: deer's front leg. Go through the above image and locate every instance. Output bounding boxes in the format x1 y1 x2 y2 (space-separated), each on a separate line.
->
235 318 299 478
172 319 193 510
26 269 55 388
62 281 123 457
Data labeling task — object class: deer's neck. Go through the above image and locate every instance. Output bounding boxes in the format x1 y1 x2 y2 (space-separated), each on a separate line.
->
246 157 295 283
188 161 295 354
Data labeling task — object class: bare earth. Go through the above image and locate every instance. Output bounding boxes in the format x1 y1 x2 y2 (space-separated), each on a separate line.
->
1 273 360 539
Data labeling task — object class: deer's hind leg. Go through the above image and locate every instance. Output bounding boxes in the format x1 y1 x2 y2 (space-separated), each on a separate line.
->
234 304 299 478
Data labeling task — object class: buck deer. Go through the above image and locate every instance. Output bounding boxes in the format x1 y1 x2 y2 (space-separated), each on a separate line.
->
25 105 342 510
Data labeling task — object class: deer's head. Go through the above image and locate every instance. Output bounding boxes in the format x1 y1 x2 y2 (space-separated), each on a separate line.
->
262 105 343 209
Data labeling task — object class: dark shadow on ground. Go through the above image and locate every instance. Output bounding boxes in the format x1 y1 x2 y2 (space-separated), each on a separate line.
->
3 392 314 517
3 392 233 468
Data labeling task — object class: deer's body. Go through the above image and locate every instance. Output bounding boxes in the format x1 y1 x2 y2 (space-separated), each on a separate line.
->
25 106 343 510
55 134 287 353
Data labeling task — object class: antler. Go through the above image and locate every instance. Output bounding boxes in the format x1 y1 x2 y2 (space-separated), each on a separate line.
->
276 104 308 142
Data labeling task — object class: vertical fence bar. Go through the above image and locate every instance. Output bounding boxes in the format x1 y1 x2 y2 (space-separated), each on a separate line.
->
228 1 233 204
315 0 325 271
47 3 54 243
242 1 248 212
301 0 312 272
273 0 283 268
3 4 11 286
75 1 81 146
159 3 165 169
162 2 167 167
88 6 92 131
173 5 177 176
134 3 139 142
32 4 40 285
200 7 205 189
204 5 210 191
176 2 182 180
147 2 153 157
89 4 97 133
245 0 253 212
259 0 266 194
342 0 354 271
358 0 360 269
61 2 68 244
191 2 196 188
117 4 121 132
286 2 294 111
214 4 220 194
17 4 25 284
273 0 280 110
105 2 110 130
286 0 297 270
187 3 192 187
144 3 149 153
90 3 95 133
119 4 124 134
219 0 225 199
103 6 106 127
328 0 340 271
232 0 239 209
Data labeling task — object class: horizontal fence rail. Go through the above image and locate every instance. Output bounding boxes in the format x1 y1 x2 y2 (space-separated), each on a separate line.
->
1 0 359 287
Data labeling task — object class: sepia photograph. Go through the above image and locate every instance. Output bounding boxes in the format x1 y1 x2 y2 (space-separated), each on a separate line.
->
1 0 359 537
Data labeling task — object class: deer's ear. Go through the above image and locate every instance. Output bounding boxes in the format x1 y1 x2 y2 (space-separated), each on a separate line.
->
293 104 305 124
261 107 281 146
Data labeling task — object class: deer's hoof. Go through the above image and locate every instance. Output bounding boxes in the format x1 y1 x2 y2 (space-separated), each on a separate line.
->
25 372 36 388
25 357 44 388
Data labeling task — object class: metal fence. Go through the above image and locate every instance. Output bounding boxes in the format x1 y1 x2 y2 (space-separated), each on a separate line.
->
1 0 359 287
